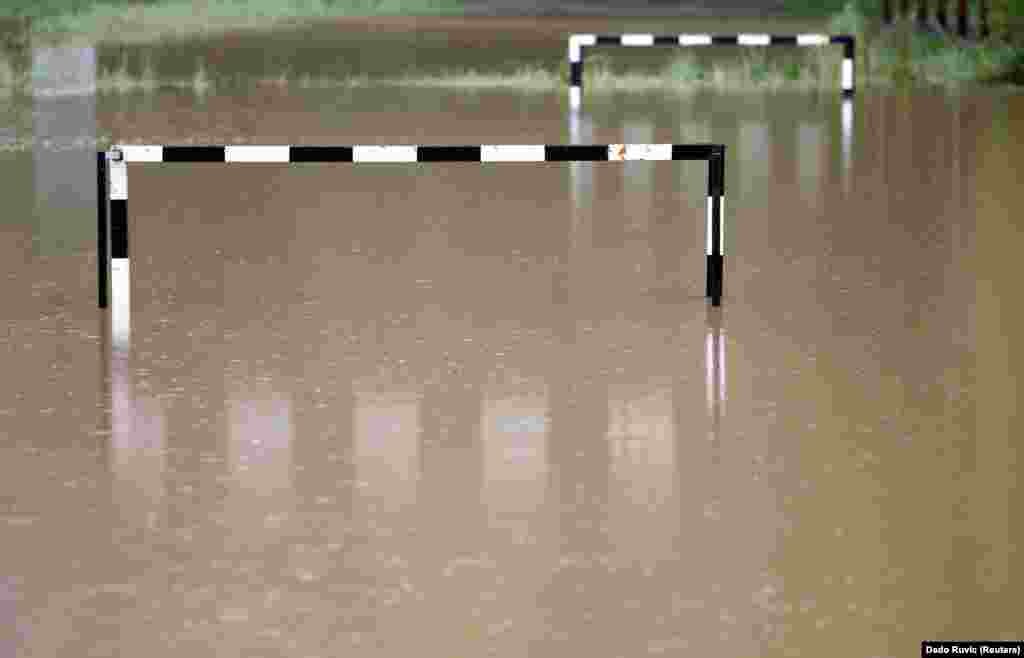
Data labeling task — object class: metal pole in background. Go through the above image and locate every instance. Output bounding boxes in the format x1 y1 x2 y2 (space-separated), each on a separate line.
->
937 0 949 31
32 44 97 257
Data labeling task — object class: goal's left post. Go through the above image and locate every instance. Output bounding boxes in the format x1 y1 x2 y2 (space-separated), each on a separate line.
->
106 148 130 347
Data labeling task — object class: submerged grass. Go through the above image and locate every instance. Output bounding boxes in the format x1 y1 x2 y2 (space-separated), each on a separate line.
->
586 47 841 93
94 55 213 93
252 51 842 94
4 44 1018 96
0 50 852 96
391 67 560 91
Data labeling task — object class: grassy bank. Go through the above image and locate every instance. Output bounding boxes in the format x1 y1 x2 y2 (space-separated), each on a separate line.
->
867 22 1024 85
2 0 463 43
804 0 1024 87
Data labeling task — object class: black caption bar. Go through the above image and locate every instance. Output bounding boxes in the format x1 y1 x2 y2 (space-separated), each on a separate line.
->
923 642 1023 657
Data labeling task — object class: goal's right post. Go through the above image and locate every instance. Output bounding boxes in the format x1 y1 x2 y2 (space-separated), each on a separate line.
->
707 146 725 307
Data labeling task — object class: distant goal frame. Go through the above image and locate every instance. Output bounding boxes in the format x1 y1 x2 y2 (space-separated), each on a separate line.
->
568 33 856 109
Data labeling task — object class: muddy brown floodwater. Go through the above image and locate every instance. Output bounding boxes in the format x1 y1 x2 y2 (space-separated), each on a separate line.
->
1 19 1022 658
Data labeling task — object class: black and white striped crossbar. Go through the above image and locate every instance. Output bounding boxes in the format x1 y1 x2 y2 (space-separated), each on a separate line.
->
97 143 727 344
98 143 724 163
568 33 856 109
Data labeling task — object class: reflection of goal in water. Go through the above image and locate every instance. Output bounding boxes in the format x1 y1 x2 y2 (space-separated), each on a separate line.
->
96 142 728 350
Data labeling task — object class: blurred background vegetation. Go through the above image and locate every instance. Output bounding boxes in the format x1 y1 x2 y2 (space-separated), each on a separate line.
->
1 0 1022 91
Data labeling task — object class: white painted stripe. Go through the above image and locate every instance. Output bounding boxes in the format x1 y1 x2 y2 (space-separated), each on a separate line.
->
720 196 725 255
797 34 829 46
738 34 771 46
569 34 596 61
109 161 127 200
353 145 417 163
118 145 162 162
842 58 854 90
480 145 545 162
225 145 289 163
609 143 672 161
679 34 712 46
111 258 131 350
706 196 713 255
569 86 581 110
705 196 725 255
621 34 654 46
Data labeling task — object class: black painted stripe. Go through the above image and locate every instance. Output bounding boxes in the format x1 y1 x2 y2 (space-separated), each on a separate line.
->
544 145 608 162
162 146 225 162
831 34 856 58
289 146 354 162
595 35 619 45
773 35 798 45
706 147 725 196
97 152 108 309
709 253 723 304
672 144 716 161
706 254 714 297
653 35 677 46
712 35 738 45
570 61 582 86
417 146 482 162
711 196 721 255
111 200 128 259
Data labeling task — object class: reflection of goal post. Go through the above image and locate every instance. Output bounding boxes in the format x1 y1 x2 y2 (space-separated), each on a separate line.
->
96 143 726 343
568 33 856 109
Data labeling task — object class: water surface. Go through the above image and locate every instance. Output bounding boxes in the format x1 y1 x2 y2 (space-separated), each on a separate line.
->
1 22 1022 658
